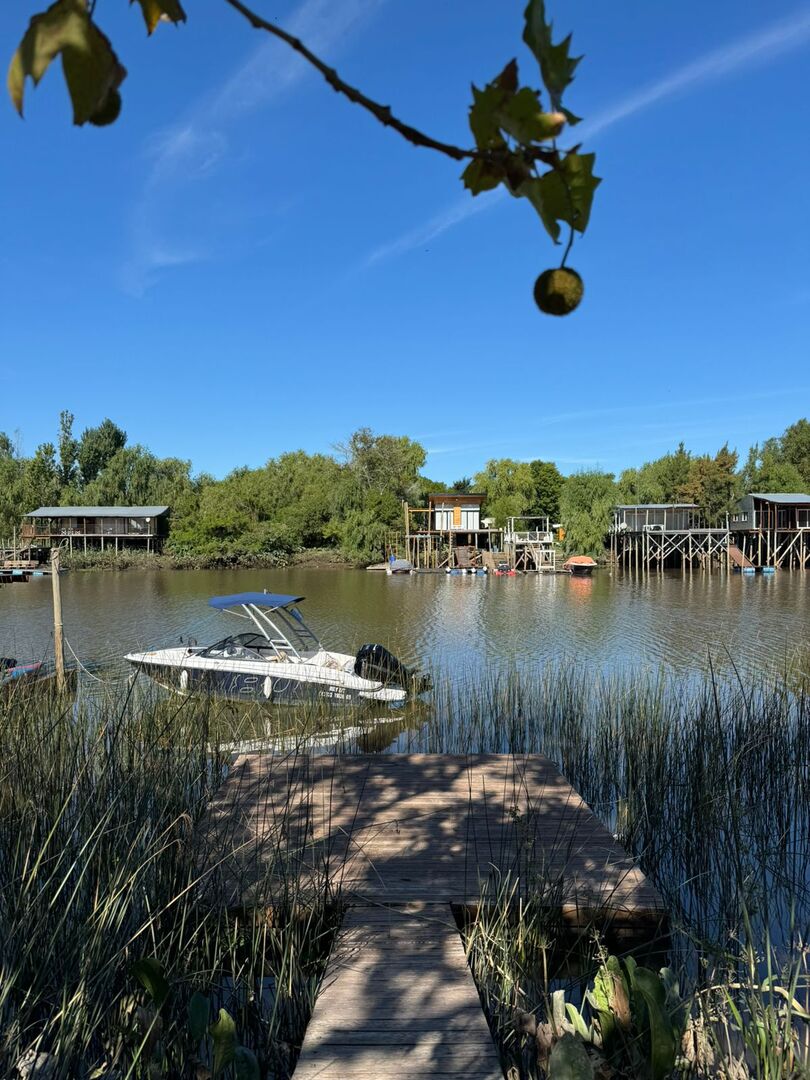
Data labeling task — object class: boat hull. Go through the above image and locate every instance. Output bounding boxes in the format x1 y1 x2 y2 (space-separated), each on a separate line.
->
127 655 407 706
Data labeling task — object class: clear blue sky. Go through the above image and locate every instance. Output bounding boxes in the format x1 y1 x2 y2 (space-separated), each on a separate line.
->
1 0 808 483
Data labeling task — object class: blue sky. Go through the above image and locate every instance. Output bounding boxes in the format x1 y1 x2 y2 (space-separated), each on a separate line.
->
1 0 809 483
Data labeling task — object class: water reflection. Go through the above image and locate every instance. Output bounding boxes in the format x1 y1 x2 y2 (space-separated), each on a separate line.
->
0 567 807 683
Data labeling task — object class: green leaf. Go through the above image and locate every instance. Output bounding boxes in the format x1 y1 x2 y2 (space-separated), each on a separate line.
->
514 176 560 242
8 0 126 125
523 0 582 109
461 158 504 195
534 151 600 236
210 1008 237 1077
564 1002 591 1041
631 967 679 1080
587 956 631 1063
468 82 509 149
131 0 187 35
234 1046 260 1080
560 105 582 127
187 991 210 1044
131 957 170 1009
548 1032 596 1079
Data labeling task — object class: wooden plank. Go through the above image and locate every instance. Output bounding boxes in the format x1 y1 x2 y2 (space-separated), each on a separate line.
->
294 905 502 1080
199 754 664 915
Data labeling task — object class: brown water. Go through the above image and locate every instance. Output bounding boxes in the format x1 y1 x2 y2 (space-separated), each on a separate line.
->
0 567 807 681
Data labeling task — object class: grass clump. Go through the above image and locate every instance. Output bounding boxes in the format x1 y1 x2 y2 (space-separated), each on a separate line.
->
0 683 338 1079
424 664 810 1078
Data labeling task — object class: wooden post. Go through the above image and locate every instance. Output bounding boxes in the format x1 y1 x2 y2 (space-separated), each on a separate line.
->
51 548 66 692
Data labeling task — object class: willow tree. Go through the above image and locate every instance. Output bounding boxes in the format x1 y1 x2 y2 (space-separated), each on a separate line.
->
7 0 599 315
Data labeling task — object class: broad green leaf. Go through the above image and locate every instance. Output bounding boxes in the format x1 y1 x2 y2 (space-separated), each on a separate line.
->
587 956 631 1063
461 158 504 195
131 957 170 1009
234 1046 260 1080
210 1008 237 1077
632 967 679 1080
548 1032 596 1079
514 176 560 242
131 0 187 35
564 1002 590 1040
531 152 600 237
8 0 126 125
187 991 210 1043
523 0 582 108
468 82 509 149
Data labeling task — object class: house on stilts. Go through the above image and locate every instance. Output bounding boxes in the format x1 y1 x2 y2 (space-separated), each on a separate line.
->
19 506 170 559
611 493 810 571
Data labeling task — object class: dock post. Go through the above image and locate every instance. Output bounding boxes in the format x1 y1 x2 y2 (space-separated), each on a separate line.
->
51 549 66 693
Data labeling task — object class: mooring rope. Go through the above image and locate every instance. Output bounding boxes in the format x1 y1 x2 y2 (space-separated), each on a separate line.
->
64 637 105 683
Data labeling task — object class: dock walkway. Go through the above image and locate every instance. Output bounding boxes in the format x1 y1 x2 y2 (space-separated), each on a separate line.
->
199 754 664 1079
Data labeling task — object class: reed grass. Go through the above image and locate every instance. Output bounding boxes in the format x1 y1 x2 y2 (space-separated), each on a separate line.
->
0 682 339 1079
1 660 808 1077
413 662 810 1078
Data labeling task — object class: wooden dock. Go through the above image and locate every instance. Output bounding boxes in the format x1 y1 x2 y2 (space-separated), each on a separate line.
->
199 754 664 1079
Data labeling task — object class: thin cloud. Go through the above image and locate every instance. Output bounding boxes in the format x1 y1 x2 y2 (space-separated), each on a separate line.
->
122 0 387 294
364 7 810 265
364 189 505 266
578 7 810 142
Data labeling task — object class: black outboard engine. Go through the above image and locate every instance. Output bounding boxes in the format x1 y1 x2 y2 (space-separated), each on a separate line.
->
354 644 432 695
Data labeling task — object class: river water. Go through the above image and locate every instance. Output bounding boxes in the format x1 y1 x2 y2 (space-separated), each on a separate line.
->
1 566 807 682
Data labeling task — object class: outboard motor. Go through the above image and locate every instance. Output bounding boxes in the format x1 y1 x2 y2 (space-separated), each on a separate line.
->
354 644 432 695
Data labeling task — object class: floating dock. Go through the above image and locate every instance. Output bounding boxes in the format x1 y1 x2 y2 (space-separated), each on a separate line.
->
200 754 664 1078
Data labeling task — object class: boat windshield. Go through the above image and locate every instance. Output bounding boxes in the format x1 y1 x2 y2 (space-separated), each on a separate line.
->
199 633 278 661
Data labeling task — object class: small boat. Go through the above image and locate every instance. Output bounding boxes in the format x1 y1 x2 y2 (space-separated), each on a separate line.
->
125 592 432 705
0 658 44 685
563 555 598 576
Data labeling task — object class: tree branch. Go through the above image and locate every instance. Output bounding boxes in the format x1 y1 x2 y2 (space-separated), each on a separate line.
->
221 0 557 168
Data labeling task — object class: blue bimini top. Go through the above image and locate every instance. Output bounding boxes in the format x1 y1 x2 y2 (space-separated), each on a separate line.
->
208 593 304 610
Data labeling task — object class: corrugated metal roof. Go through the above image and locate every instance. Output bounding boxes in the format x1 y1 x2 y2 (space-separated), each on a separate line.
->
428 493 485 500
748 493 810 504
615 503 698 510
26 506 169 517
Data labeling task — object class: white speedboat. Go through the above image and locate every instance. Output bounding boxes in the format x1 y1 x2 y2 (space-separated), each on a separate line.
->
125 592 431 705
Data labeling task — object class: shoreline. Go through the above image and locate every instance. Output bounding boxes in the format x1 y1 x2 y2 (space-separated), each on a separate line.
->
56 547 359 573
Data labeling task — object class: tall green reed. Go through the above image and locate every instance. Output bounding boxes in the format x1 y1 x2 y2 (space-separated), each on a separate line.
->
0 681 339 1079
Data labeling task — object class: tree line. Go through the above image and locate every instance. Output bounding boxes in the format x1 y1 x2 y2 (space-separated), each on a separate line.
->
1 414 808 563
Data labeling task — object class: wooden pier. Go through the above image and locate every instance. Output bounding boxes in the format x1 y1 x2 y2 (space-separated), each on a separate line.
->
200 754 664 1080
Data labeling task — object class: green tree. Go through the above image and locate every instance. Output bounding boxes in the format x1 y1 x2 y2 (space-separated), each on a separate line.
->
82 445 193 506
263 451 343 548
0 434 25 538
741 443 805 494
335 491 402 565
77 419 127 485
559 470 616 556
7 0 598 314
474 458 536 525
779 419 810 487
617 443 692 505
22 442 61 512
680 444 740 525
56 410 78 490
528 459 564 520
339 428 426 501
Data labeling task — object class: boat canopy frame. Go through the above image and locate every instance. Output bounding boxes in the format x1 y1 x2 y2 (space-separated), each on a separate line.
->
209 594 321 661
